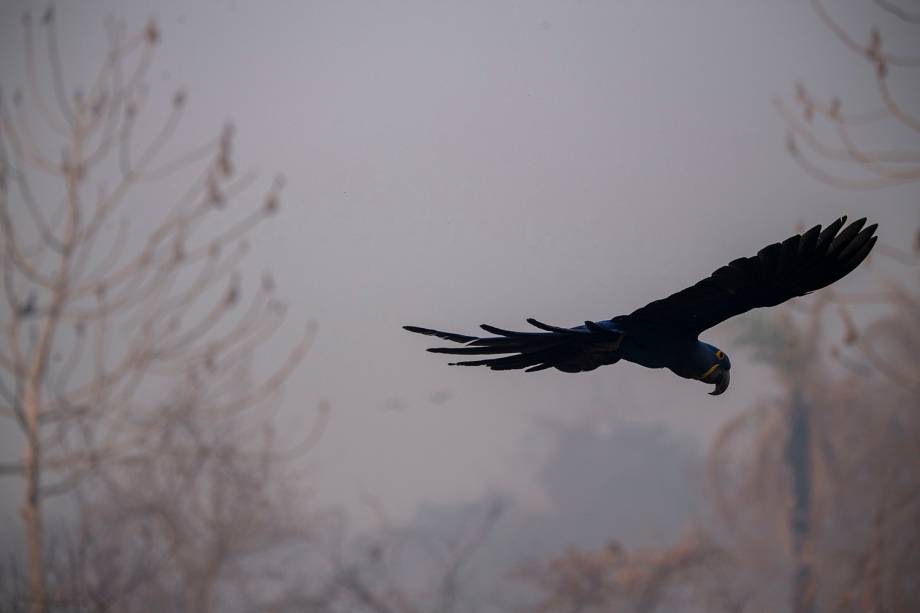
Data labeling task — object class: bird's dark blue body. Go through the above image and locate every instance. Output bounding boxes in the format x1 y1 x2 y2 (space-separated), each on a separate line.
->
578 318 730 382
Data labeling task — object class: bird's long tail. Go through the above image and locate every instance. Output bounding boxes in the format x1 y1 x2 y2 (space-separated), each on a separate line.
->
403 318 623 373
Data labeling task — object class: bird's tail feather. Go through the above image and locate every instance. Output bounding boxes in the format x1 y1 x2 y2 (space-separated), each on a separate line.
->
403 319 622 373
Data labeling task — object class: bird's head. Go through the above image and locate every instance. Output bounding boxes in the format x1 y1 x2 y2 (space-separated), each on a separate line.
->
699 344 731 396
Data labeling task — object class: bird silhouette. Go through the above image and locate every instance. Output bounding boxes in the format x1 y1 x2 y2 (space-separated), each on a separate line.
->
405 217 876 395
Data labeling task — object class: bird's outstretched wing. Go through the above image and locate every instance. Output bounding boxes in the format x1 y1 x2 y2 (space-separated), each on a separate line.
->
624 216 877 336
403 319 624 373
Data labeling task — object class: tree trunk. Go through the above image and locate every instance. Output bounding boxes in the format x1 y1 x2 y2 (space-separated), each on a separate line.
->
22 379 45 613
787 388 814 613
18 135 81 613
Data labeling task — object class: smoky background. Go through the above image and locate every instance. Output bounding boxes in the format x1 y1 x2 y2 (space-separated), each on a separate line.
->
1 1 918 611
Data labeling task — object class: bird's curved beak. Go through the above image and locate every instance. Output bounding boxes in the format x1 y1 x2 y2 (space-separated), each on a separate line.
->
707 368 730 396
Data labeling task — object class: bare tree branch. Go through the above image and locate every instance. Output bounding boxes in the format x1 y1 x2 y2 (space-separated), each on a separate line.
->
1 15 314 612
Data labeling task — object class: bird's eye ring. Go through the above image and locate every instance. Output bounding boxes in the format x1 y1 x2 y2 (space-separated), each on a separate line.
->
715 350 723 360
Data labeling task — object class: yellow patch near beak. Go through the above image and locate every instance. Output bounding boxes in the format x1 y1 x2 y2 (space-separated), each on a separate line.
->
698 364 719 381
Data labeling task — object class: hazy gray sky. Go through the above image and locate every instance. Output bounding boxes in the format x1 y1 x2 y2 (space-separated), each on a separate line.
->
2 0 918 527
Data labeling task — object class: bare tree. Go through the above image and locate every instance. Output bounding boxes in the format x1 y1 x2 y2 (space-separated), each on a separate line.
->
776 0 920 191
773 3 920 606
0 9 312 612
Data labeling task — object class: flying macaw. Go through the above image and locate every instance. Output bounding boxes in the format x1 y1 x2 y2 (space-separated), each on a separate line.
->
404 217 877 395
